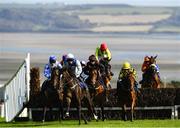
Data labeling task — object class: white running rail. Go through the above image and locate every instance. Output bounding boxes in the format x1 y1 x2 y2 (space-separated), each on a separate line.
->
4 53 30 122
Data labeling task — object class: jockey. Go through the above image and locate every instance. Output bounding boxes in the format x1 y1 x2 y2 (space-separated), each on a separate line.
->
44 55 62 80
79 60 89 83
99 54 113 76
85 55 101 91
118 61 139 92
64 53 88 91
95 42 111 61
141 56 150 73
80 60 86 69
42 55 62 92
140 56 160 84
64 53 82 78
85 55 100 76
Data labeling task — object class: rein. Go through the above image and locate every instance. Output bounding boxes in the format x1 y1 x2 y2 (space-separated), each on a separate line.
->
62 75 78 90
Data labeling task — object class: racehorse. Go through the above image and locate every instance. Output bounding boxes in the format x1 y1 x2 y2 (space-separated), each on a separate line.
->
61 67 97 125
141 55 161 88
86 68 108 121
117 72 136 121
41 67 63 122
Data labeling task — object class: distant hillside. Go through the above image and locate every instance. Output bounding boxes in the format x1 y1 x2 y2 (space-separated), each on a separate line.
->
0 4 179 33
151 8 180 33
0 7 94 32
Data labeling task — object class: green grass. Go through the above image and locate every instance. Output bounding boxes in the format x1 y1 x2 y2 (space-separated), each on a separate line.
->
1 118 180 127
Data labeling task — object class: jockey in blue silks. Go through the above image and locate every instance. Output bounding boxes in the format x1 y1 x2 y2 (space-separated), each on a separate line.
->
44 55 62 79
42 55 62 91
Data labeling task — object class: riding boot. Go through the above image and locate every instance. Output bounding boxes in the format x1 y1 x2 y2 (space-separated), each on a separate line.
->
134 81 140 94
139 73 145 84
85 84 89 92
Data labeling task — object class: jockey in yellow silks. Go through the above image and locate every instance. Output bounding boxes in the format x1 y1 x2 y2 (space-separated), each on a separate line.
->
118 61 139 92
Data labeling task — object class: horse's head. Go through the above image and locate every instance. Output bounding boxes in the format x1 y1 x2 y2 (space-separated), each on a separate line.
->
149 55 157 65
102 66 113 90
147 64 157 76
88 68 98 85
61 67 77 89
50 67 60 89
145 55 158 76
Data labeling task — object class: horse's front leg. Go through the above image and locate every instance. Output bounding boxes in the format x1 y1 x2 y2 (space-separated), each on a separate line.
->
42 106 47 122
65 97 71 118
86 91 98 121
77 98 82 125
122 104 127 121
101 106 106 121
58 100 64 121
131 94 136 122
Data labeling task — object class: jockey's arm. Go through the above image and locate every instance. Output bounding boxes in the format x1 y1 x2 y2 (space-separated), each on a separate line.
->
44 64 51 79
118 69 123 80
75 60 82 78
106 48 112 61
95 47 100 60
57 62 62 69
131 68 137 79
99 63 106 74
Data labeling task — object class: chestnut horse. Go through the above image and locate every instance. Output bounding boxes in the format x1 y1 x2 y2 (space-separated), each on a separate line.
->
61 68 97 125
86 68 108 121
141 55 161 88
117 72 136 121
41 67 63 122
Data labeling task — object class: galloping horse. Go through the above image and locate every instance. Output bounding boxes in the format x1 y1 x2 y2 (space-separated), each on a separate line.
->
117 72 136 121
61 67 97 125
141 55 161 88
41 67 63 122
86 68 107 121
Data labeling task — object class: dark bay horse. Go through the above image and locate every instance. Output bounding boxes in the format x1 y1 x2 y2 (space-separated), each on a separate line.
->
61 68 97 125
117 72 136 121
86 68 108 121
141 55 161 88
41 67 63 122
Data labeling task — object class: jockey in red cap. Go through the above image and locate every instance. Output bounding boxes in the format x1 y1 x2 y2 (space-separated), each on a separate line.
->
95 42 112 61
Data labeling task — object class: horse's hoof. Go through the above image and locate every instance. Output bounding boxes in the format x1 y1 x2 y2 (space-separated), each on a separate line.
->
64 112 70 118
102 118 106 121
94 115 98 120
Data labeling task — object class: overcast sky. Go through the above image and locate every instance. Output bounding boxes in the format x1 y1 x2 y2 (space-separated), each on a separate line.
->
0 0 180 6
